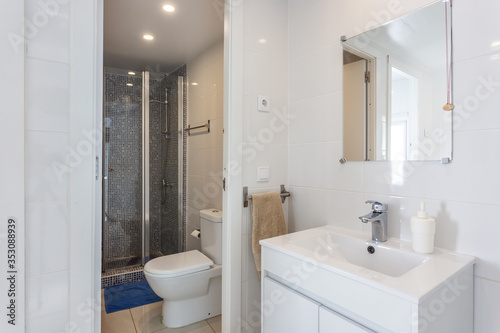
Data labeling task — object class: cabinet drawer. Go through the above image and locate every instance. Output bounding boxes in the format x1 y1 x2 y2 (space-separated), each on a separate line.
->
319 306 374 333
262 277 319 333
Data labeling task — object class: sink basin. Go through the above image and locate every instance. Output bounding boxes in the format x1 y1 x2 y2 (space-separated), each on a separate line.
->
260 225 474 302
290 232 429 277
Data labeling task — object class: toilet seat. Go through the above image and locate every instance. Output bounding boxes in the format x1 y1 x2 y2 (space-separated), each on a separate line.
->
144 250 213 278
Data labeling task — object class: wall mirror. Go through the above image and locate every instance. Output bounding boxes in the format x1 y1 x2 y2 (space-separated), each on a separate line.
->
342 1 453 162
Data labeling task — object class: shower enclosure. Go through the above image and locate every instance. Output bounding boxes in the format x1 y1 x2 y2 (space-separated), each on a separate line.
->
102 67 187 273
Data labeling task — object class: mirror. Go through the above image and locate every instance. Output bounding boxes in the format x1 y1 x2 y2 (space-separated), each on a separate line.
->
342 2 452 162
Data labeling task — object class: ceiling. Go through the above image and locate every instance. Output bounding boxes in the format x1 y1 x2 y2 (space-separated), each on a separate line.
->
104 0 224 74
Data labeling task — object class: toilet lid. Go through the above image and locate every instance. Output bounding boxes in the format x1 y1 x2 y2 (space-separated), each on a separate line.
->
144 250 213 277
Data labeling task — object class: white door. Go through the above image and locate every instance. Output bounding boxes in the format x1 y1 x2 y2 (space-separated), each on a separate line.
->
319 306 374 333
262 277 319 333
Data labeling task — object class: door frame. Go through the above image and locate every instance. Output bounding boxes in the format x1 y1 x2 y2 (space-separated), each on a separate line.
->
222 0 243 331
92 1 241 332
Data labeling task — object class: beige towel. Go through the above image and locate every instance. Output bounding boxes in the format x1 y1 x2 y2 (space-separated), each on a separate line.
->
251 192 286 279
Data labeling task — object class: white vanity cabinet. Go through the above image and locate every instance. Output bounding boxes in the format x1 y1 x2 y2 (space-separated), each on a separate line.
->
263 275 374 333
260 226 475 333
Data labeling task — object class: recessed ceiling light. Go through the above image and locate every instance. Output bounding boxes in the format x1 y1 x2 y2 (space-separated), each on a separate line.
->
492 41 500 48
191 82 198 86
143 34 154 40
163 4 175 12
126 83 133 86
128 71 136 75
258 38 267 44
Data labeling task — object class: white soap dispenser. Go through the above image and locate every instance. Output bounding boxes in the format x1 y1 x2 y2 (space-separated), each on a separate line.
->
410 201 436 254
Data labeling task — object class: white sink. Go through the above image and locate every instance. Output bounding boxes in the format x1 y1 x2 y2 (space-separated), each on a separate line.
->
290 232 429 277
261 225 475 301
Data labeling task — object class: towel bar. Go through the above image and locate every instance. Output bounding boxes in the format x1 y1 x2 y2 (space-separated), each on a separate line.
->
184 120 210 135
243 184 290 208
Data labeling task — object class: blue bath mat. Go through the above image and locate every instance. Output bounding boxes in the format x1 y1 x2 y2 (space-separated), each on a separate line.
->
104 280 162 314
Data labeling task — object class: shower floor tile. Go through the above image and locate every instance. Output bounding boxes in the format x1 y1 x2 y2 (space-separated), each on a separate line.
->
101 290 221 333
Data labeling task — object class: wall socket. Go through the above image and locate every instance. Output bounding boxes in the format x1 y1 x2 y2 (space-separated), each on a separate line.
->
258 95 271 112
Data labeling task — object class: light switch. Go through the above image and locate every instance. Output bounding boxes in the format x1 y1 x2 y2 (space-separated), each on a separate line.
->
257 166 270 182
258 95 271 112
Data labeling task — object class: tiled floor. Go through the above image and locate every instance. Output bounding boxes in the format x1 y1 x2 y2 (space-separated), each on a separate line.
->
101 291 222 333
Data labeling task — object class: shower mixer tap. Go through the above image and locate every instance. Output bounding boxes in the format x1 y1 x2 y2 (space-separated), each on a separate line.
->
161 179 173 205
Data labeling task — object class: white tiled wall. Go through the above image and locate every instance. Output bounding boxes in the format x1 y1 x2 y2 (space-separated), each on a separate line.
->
0 2 26 332
24 0 72 331
239 0 289 331
287 0 500 331
186 39 225 251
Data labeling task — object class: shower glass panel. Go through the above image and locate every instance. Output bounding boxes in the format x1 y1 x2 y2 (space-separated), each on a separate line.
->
103 73 143 270
102 68 186 273
152 74 185 258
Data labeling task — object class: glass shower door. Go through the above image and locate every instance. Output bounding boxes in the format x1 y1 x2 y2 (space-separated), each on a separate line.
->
149 74 185 260
102 69 186 273
103 71 144 271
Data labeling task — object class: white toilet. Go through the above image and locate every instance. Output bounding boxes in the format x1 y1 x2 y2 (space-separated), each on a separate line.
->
144 209 222 328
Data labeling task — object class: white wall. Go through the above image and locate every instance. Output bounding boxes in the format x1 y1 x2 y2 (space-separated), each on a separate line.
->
24 1 72 331
21 0 101 332
186 39 225 251
288 0 500 332
0 2 25 332
238 0 289 332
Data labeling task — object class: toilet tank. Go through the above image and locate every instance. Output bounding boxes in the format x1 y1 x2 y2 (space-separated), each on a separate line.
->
200 209 223 265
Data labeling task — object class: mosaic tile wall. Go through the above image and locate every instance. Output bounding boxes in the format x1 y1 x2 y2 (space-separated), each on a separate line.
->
159 64 187 256
103 73 144 269
103 68 187 275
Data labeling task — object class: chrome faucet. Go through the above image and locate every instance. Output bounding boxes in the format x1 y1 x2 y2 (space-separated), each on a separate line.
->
359 200 388 242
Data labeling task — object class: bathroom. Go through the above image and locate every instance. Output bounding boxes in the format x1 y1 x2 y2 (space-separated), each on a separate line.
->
100 0 224 331
2 0 500 332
